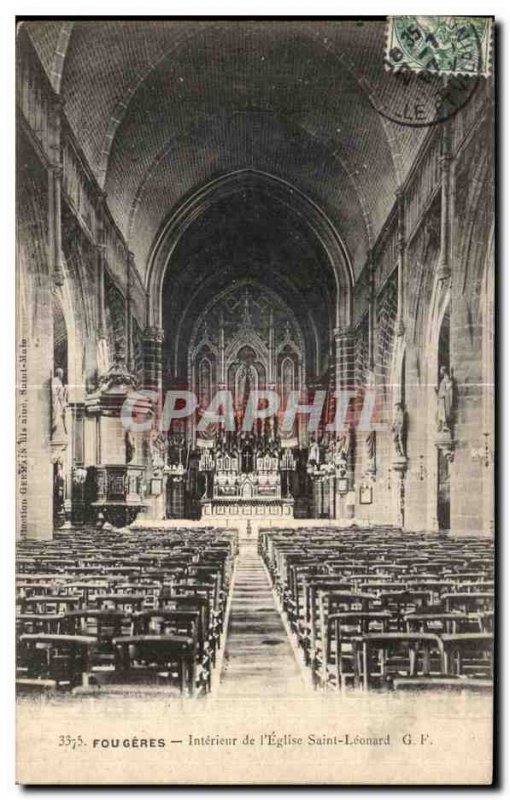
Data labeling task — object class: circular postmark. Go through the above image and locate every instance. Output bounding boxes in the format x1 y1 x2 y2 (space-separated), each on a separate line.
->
369 17 485 128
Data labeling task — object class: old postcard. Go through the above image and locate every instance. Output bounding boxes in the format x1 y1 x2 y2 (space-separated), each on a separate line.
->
16 16 495 785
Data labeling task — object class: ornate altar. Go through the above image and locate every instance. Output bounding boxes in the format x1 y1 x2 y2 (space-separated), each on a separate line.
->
188 284 305 440
199 435 294 517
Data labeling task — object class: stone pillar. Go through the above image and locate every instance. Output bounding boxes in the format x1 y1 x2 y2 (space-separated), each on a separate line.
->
268 309 275 387
219 312 226 387
395 190 406 337
48 166 64 288
48 97 64 288
449 300 485 534
437 123 453 283
334 328 355 392
367 251 375 377
126 251 135 371
143 326 164 393
69 402 87 524
333 329 356 502
402 345 430 531
96 225 106 341
18 282 54 540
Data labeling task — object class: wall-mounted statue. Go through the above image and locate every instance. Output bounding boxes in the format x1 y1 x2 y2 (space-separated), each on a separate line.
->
51 367 68 440
365 430 376 475
168 432 186 466
334 433 349 475
308 438 320 466
150 429 167 470
391 402 407 458
435 366 454 433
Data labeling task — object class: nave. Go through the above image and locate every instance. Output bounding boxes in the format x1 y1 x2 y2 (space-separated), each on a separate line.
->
16 524 493 699
17 22 495 541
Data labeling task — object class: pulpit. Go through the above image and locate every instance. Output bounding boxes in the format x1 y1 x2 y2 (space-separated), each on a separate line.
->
91 464 148 527
84 344 152 527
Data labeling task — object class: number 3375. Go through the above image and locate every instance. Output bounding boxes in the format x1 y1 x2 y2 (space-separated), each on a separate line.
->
58 735 85 749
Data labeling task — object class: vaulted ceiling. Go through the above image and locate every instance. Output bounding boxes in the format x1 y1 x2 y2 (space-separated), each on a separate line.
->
24 19 430 282
162 187 337 378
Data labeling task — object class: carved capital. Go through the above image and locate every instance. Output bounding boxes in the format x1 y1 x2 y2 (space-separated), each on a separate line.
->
436 261 451 284
395 317 405 337
143 326 164 344
49 163 63 179
334 327 354 343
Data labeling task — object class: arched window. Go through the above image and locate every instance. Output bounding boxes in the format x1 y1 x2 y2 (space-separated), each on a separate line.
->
199 357 212 407
281 356 295 393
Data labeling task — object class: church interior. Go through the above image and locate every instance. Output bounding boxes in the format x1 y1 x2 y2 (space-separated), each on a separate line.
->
16 20 494 699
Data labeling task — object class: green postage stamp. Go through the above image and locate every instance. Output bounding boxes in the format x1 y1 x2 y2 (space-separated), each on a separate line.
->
386 16 493 77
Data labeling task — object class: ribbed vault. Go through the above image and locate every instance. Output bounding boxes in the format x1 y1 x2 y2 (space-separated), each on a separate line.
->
24 19 430 280
160 171 347 382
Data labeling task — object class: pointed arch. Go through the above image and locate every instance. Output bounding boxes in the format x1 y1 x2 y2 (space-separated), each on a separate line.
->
146 169 353 334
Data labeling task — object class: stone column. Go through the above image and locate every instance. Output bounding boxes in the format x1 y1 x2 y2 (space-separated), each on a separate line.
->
367 251 376 377
48 166 64 288
18 281 54 540
437 123 453 283
69 402 87 525
395 190 406 337
334 328 342 396
48 97 64 288
334 328 355 392
268 309 275 387
143 326 164 393
219 312 226 387
96 225 106 341
126 251 135 371
333 328 356 505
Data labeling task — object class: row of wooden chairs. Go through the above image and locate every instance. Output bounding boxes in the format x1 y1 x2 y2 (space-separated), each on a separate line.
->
16 527 238 696
260 526 494 692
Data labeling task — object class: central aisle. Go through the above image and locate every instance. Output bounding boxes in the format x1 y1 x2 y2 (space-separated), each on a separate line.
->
219 532 306 697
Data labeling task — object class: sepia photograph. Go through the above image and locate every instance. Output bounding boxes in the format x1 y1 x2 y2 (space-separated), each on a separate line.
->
14 14 495 785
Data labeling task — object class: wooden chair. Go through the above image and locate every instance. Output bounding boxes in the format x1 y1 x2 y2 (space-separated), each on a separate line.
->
352 632 444 690
112 634 197 695
96 594 146 613
404 611 476 635
18 633 97 689
326 611 392 689
443 592 494 614
16 613 66 636
440 633 493 679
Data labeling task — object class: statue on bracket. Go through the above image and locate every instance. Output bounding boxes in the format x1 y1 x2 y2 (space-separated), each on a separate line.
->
308 437 320 467
435 366 454 433
391 402 407 459
51 367 68 440
365 430 376 477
